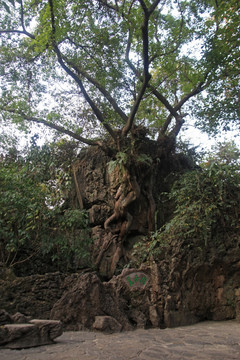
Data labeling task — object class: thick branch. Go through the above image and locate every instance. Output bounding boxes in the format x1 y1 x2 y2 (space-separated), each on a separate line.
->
169 115 186 138
152 88 179 118
158 114 172 137
148 0 162 14
138 0 148 14
122 1 152 136
125 29 178 121
66 60 128 123
122 79 150 136
55 50 117 140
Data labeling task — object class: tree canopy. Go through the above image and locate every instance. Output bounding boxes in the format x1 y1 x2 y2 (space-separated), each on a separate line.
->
0 0 239 150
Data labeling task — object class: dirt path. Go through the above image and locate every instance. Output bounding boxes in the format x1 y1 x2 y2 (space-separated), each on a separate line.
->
1 320 240 360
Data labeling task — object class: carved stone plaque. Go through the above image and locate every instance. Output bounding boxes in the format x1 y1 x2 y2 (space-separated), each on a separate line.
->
123 271 149 289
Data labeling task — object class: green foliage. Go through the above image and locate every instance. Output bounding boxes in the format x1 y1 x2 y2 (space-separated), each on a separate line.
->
108 147 153 179
194 0 240 133
131 230 169 267
0 158 48 266
132 142 240 263
0 141 92 273
108 151 128 175
40 209 92 271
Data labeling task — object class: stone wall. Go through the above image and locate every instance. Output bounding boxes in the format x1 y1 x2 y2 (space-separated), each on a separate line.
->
0 272 79 319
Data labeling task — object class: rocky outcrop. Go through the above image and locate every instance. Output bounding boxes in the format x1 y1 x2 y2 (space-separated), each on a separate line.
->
155 233 240 327
49 269 152 331
49 232 240 331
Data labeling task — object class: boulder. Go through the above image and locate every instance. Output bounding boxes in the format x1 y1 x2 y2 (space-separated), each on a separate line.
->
0 324 40 349
93 316 122 333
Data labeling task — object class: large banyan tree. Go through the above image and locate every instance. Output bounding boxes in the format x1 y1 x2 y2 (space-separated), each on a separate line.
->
0 0 239 275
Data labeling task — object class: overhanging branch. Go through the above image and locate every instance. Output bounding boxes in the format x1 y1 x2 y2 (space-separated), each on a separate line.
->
1 107 101 146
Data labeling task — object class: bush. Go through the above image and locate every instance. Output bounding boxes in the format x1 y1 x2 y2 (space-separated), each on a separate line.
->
0 142 91 274
132 142 240 263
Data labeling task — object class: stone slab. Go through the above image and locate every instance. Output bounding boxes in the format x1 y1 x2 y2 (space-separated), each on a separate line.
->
0 320 63 349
